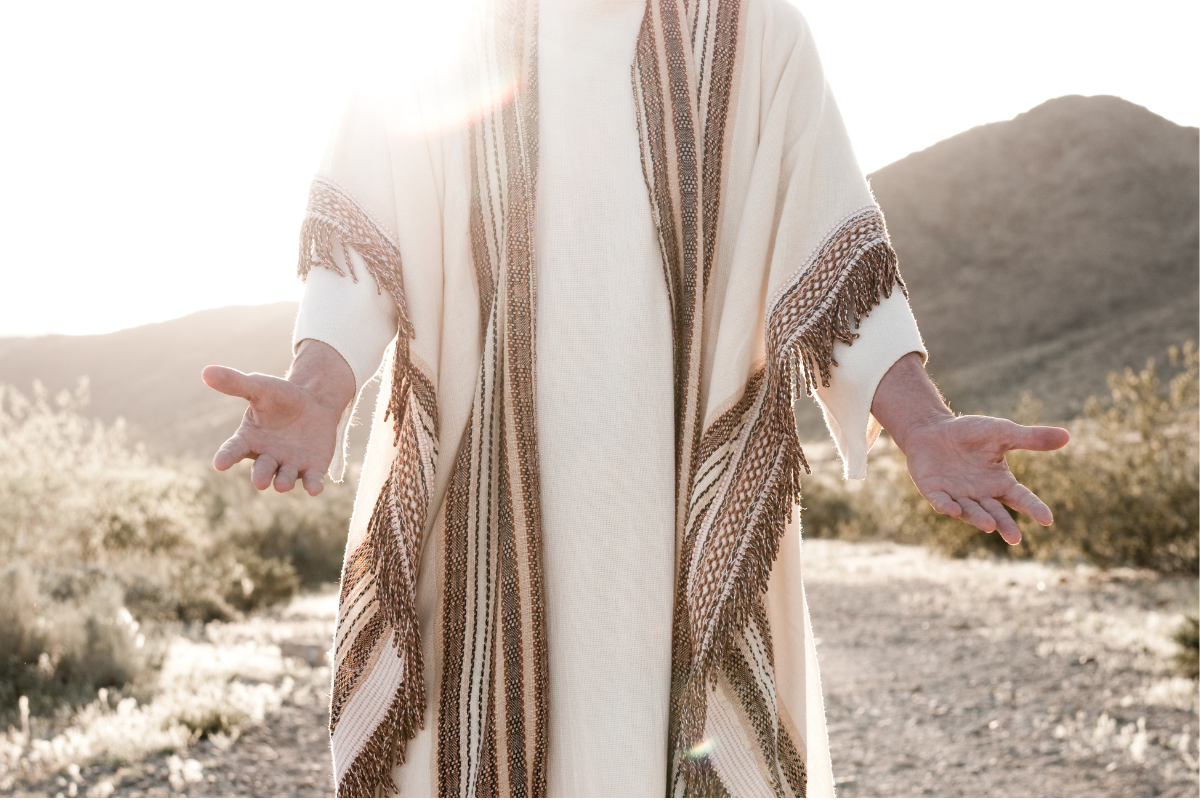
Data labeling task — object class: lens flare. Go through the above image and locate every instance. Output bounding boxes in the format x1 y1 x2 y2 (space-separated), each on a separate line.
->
348 0 521 137
686 738 717 760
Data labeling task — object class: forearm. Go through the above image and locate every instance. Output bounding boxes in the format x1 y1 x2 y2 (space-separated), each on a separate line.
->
870 352 954 453
293 248 398 393
288 339 356 416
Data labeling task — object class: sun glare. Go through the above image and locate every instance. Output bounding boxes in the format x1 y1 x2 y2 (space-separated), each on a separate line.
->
348 0 521 138
348 0 476 85
0 0 1194 338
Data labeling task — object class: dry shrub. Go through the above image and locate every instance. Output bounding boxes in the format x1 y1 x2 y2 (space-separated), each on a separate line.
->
802 343 1199 576
0 382 354 713
204 467 355 592
907 343 1199 573
1174 616 1199 681
0 567 143 715
0 637 303 786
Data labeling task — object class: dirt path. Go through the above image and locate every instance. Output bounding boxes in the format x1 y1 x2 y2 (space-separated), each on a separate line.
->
803 540 1198 797
9 542 1195 798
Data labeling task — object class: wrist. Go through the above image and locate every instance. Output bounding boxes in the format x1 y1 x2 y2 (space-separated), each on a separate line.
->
887 407 955 454
871 352 954 453
289 339 357 415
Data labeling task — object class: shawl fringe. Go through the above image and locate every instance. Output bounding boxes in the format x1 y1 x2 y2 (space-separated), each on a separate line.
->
298 176 416 444
333 469 428 798
301 178 437 797
674 207 903 796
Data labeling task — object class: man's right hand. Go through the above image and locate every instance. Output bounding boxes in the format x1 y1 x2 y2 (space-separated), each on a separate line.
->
202 340 356 496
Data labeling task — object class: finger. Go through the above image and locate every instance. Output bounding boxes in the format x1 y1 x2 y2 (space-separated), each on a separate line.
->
1001 483 1054 526
1002 421 1070 452
302 470 325 497
956 497 997 533
274 464 299 493
202 365 260 402
924 490 962 518
251 454 279 491
213 434 252 471
980 497 1021 545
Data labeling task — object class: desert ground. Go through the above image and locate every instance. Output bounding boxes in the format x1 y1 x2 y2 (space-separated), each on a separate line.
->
5 539 1196 799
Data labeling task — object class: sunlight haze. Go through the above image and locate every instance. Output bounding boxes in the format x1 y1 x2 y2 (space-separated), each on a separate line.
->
0 0 1195 337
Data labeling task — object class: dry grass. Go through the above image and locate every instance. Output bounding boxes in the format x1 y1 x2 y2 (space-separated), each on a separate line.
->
0 591 336 797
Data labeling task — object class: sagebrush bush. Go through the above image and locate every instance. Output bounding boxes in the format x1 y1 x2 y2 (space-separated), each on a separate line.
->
801 343 1199 575
0 566 143 715
0 382 355 711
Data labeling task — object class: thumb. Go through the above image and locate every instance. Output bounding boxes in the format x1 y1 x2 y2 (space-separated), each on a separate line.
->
1004 421 1070 452
202 365 260 402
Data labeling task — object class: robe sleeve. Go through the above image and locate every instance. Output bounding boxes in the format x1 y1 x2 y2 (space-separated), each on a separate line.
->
812 292 926 479
292 243 399 481
756 1 928 480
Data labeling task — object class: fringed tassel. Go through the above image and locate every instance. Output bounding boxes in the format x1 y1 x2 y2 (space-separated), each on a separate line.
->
304 177 432 797
703 234 904 672
332 463 428 797
674 223 903 795
335 660 425 797
298 177 416 445
785 239 905 398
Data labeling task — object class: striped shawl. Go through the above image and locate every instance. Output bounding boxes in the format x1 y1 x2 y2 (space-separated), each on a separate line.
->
298 0 905 795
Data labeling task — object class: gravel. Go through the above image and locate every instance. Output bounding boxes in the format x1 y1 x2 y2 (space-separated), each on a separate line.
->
9 541 1196 798
804 539 1199 798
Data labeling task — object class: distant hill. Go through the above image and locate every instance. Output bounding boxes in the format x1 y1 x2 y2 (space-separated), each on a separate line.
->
867 95 1198 420
1 95 1196 459
0 304 299 458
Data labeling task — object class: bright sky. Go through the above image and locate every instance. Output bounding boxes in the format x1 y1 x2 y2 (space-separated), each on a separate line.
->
0 1 1195 338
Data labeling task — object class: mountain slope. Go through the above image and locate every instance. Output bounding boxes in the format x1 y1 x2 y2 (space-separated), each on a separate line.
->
867 95 1198 419
2 95 1196 458
0 304 298 457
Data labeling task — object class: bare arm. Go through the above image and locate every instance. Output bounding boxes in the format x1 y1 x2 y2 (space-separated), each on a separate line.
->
202 339 356 495
870 352 1070 544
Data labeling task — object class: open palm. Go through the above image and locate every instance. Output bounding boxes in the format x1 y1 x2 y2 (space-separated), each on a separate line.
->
202 366 341 495
902 415 1070 544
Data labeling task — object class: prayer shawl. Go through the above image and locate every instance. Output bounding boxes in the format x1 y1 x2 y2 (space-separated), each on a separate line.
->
299 0 904 795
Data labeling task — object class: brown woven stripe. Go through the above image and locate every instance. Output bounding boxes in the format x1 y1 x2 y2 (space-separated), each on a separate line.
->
438 431 473 795
433 1 548 794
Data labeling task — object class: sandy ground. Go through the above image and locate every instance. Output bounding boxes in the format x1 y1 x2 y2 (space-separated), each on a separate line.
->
804 540 1198 798
8 541 1197 798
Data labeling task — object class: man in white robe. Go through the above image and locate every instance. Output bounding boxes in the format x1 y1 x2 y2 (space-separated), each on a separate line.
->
202 0 1068 795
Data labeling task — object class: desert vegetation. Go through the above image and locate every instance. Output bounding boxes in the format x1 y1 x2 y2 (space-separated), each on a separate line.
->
0 381 352 793
0 342 1195 795
803 342 1199 575
803 343 1200 680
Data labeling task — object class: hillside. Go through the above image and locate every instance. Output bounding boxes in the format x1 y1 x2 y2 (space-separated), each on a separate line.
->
867 94 1198 420
0 304 299 458
1 95 1196 458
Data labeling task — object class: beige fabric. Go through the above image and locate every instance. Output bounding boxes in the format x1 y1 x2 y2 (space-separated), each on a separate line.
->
535 0 677 795
296 0 926 795
292 249 397 480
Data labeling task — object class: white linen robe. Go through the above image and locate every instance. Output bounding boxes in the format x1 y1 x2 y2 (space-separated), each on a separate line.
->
294 0 926 795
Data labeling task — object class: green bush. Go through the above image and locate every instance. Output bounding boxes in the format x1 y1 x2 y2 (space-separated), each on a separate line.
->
802 343 1199 575
0 382 355 711
0 566 143 715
